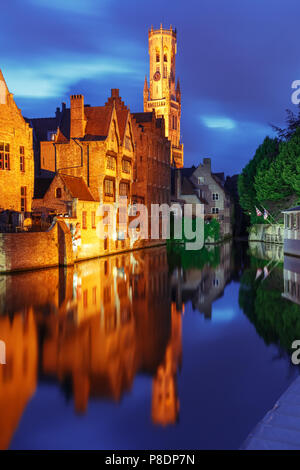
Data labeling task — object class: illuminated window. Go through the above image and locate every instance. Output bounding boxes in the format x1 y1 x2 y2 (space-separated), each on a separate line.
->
0 142 10 170
106 155 116 170
122 159 131 173
119 182 129 197
104 237 108 251
198 176 204 184
91 211 96 228
56 187 62 198
92 286 97 305
104 178 114 196
83 290 88 308
82 211 87 229
21 187 27 212
125 136 132 151
20 146 25 172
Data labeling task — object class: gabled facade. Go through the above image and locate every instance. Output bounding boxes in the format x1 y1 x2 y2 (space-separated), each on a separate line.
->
37 89 135 206
0 70 34 214
172 158 232 238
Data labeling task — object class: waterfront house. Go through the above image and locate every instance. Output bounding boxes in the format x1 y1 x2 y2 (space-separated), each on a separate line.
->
0 70 34 219
282 206 300 256
171 158 232 240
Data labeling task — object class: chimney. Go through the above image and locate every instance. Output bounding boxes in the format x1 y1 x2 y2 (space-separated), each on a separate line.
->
70 94 85 138
55 107 60 119
175 169 181 199
111 88 119 99
203 158 211 171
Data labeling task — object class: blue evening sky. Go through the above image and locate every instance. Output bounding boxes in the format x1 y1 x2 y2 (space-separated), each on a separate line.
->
1 0 299 175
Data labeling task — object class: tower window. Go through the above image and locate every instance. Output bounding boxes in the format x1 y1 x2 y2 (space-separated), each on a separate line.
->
156 52 160 62
164 54 167 62
163 65 167 78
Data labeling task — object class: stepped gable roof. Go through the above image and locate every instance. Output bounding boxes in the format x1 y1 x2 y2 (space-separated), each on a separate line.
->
59 174 95 201
105 91 130 142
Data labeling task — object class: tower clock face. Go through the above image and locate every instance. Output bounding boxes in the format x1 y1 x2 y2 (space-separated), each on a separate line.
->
153 71 161 81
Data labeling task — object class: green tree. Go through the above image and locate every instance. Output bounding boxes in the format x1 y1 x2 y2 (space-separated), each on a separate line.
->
238 137 279 220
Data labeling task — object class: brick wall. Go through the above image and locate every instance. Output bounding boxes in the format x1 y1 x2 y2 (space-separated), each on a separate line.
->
0 220 73 272
0 82 34 213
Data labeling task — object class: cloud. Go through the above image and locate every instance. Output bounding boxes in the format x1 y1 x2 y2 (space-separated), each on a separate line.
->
27 0 107 16
4 55 142 98
201 116 236 130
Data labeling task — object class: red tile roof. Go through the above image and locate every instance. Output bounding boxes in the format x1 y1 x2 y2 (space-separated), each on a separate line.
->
59 174 95 201
84 106 112 138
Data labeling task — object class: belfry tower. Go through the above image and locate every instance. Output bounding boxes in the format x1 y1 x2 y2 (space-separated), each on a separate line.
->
144 24 184 168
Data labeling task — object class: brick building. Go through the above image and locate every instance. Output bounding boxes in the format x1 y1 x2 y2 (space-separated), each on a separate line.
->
0 70 34 215
172 158 233 239
30 88 171 251
132 110 171 208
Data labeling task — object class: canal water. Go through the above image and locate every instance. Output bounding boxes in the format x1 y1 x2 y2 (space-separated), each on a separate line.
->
0 241 299 450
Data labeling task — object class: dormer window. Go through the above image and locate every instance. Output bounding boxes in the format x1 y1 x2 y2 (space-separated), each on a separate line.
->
198 176 204 184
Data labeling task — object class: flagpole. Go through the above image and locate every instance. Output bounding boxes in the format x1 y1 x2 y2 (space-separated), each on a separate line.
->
260 204 277 226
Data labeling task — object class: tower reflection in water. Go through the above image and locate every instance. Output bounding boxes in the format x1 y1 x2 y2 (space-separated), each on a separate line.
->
0 243 235 449
0 247 183 449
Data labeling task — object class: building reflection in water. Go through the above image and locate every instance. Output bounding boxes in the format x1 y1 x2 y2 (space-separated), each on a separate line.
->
0 247 185 448
0 243 236 448
282 255 300 305
170 242 232 319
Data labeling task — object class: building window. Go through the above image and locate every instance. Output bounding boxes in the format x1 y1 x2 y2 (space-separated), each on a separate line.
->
56 187 62 198
104 178 114 197
106 155 116 170
83 290 88 308
212 207 219 214
82 211 87 229
20 146 25 172
21 187 27 212
164 53 167 62
119 182 129 197
122 159 131 173
92 286 97 305
0 142 10 170
156 51 160 62
125 136 132 151
198 176 204 184
104 237 108 251
91 211 96 228
212 193 219 201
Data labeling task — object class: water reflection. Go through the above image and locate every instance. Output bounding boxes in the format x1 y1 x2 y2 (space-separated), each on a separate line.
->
239 242 300 354
169 242 233 319
2 241 298 449
0 247 180 448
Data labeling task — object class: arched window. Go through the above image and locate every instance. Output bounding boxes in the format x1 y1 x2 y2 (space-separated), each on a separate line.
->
156 48 160 62
164 54 167 62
